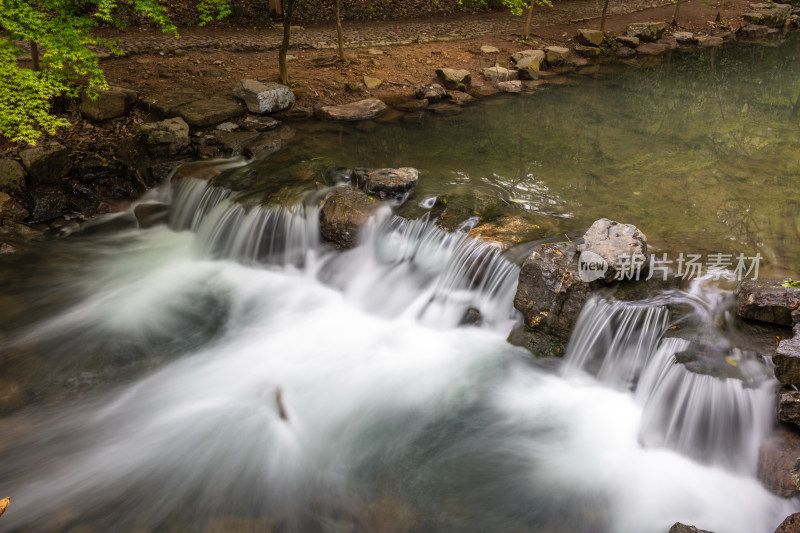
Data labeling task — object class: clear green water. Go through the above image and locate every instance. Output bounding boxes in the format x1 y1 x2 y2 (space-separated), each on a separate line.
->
244 37 800 276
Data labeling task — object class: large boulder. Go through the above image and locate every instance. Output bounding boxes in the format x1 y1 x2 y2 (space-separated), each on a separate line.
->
576 29 604 46
435 68 471 91
80 85 138 121
233 79 294 114
319 187 383 248
19 143 72 185
511 49 545 64
0 192 29 222
514 242 592 337
140 117 190 156
735 280 800 327
316 99 387 121
545 46 571 65
353 167 419 202
626 22 667 42
175 97 244 127
739 24 770 39
0 159 27 194
775 338 800 385
758 427 800 498
577 218 649 282
779 387 800 429
743 3 792 26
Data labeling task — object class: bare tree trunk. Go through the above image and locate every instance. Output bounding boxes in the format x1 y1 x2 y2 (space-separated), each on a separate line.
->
524 1 534 39
600 0 610 33
278 0 295 85
30 40 40 71
335 0 346 61
673 0 682 25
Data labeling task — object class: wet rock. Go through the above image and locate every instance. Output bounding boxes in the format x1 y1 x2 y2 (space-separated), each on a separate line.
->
577 28 604 46
469 214 544 251
0 192 29 222
216 131 260 153
637 42 669 55
673 31 697 44
460 307 483 327
176 97 244 127
515 52 545 79
514 242 592 336
142 88 201 116
80 85 137 121
173 160 228 182
758 426 800 497
545 46 570 65
669 523 714 533
435 68 471 90
63 182 97 202
414 83 447 102
0 159 27 194
215 121 239 132
616 46 636 57
659 35 679 49
81 211 137 235
381 94 429 111
739 24 770 39
448 91 474 105
319 187 383 248
363 75 382 89
617 35 640 47
75 160 127 182
697 35 724 47
776 513 800 533
134 201 171 228
0 380 26 411
577 218 649 282
243 133 283 158
480 44 500 53
735 279 800 327
575 45 602 58
353 167 419 201
496 80 522 93
233 79 294 114
779 387 800 429
272 105 314 121
507 323 568 358
775 338 800 385
140 117 190 156
626 22 667 42
242 115 282 131
202 515 275 533
482 66 518 82
27 188 68 223
316 98 387 121
19 143 72 185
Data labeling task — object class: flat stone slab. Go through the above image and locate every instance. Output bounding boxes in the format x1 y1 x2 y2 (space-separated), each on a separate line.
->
175 97 244 127
142 88 202 115
735 279 800 327
316 98 387 121
353 167 419 201
637 42 669 55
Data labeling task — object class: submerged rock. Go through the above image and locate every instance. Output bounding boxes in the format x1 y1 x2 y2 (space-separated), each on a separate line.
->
577 218 649 282
80 85 137 121
469 214 544 251
735 280 800 327
353 167 419 202
758 426 800 497
319 187 383 248
626 22 667 42
233 79 294 114
134 202 171 228
316 98 387 121
435 68 471 91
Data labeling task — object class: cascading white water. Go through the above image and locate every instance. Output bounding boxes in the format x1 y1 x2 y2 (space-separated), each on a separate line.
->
0 177 796 533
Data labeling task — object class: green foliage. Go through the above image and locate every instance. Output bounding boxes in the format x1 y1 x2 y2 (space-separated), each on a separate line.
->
782 280 800 288
459 0 553 16
0 0 230 145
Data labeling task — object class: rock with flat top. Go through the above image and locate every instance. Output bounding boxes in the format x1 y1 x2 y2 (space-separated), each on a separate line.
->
576 29 604 46
482 66 518 82
617 35 640 47
176 97 244 127
435 68 471 91
316 98 387 121
516 52 545 79
320 187 383 248
233 79 294 114
80 85 137 121
353 167 419 201
637 43 669 55
480 45 500 54
626 22 667 42
735 279 800 327
673 31 696 44
575 45 601 58
511 49 545 64
140 117 190 156
697 35 724 47
545 46 570 65
739 24 770 39
496 80 522 93
19 143 72 185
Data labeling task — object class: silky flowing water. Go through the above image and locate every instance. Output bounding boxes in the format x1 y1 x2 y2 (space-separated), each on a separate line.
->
1 38 800 533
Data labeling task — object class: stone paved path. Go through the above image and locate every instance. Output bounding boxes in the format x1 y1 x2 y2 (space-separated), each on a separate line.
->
96 0 669 55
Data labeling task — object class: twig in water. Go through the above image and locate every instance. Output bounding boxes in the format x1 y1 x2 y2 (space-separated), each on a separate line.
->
275 387 288 421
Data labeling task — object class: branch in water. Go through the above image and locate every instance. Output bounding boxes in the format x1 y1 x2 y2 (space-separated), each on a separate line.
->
276 388 288 421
